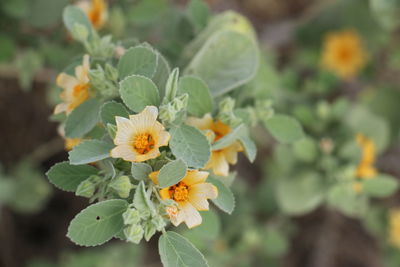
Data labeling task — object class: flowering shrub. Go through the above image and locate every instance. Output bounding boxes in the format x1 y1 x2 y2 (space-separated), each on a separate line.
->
45 2 303 266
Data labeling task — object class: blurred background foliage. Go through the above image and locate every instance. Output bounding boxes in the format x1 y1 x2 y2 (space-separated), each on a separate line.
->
2 0 400 266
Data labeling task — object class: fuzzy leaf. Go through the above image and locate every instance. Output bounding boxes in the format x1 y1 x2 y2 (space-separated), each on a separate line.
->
363 175 399 197
169 124 211 169
179 76 213 117
159 231 209 267
208 176 235 214
69 140 114 165
264 114 304 143
119 75 160 113
46 161 98 192
158 159 187 188
117 46 158 79
67 199 128 246
63 5 93 39
100 101 129 125
131 162 152 181
65 99 101 138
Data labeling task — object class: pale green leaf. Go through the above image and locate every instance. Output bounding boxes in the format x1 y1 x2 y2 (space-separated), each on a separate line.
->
363 174 399 197
119 75 160 113
238 134 257 163
67 199 128 246
185 30 258 96
63 5 93 38
65 99 101 138
69 140 114 165
264 114 304 143
131 162 152 181
100 101 129 125
159 231 209 267
212 124 245 150
117 46 158 79
208 176 235 214
153 52 171 98
169 124 211 168
158 159 187 188
46 161 98 192
133 181 155 214
179 76 213 117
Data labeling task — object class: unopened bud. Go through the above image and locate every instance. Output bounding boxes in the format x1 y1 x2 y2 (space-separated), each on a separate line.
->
76 179 96 198
122 208 141 225
124 224 144 244
108 175 133 198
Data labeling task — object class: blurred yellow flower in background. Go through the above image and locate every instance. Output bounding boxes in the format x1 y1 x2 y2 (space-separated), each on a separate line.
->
187 114 242 177
54 55 90 114
76 0 108 29
321 29 367 79
389 209 400 248
150 170 218 228
110 106 170 162
355 133 377 179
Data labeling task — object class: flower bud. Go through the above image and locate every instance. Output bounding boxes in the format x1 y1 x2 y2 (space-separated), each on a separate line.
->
122 208 141 225
108 175 133 198
76 179 96 198
124 224 144 244
72 23 89 42
105 63 119 81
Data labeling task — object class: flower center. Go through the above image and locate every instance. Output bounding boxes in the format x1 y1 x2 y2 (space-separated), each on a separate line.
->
68 83 89 111
169 182 189 202
337 46 352 63
133 133 155 154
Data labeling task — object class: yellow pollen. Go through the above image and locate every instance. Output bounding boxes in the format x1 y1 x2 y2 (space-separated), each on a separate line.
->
133 133 155 154
169 182 189 202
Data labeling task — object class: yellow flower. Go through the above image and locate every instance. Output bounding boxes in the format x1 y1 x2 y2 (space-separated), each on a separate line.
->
149 170 218 228
389 209 400 248
65 138 83 151
355 133 377 179
76 0 108 29
321 29 367 79
186 114 242 177
110 106 170 162
54 55 90 114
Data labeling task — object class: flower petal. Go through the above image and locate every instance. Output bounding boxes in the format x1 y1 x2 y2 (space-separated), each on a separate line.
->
182 170 209 186
207 152 229 177
114 116 134 145
189 183 218 211
133 148 160 162
157 129 171 147
178 202 202 228
186 114 213 131
56 73 78 90
110 145 136 161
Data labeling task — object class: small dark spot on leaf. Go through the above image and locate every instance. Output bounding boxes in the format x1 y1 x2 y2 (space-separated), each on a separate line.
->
96 216 100 220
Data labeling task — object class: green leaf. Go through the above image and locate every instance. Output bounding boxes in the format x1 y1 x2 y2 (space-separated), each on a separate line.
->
119 75 160 113
100 101 130 125
69 140 114 165
158 159 187 188
212 124 245 150
264 114 304 143
208 176 235 214
169 124 211 168
117 46 158 79
133 181 155 214
292 137 318 163
182 210 220 246
363 175 399 197
153 52 171 98
238 134 257 163
179 76 213 117
327 183 368 217
263 228 289 257
131 162 152 181
164 68 180 102
63 5 93 39
185 30 259 96
187 0 210 32
65 99 101 138
67 199 128 246
46 161 98 192
159 231 209 267
276 173 324 215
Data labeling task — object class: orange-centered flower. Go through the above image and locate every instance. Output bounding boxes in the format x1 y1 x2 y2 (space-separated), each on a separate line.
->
389 209 400 248
355 133 377 179
54 55 90 114
321 29 367 79
187 114 242 177
76 0 108 29
149 170 218 228
110 106 170 162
